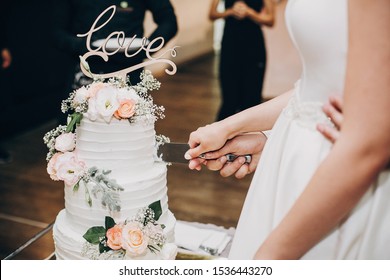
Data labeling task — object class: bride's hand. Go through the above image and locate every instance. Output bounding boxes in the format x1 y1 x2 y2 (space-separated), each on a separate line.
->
185 122 230 171
202 133 267 179
317 95 343 143
318 95 390 169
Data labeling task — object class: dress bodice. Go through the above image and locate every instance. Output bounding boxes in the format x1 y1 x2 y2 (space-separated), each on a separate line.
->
285 0 348 103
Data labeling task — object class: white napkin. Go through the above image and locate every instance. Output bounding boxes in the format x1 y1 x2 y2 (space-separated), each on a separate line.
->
175 221 231 255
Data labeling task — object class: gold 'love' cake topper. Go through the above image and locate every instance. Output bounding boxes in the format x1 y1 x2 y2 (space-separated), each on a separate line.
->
77 5 178 80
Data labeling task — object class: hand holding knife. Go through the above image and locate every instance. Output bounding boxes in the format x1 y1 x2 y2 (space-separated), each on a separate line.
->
199 152 252 164
157 142 252 164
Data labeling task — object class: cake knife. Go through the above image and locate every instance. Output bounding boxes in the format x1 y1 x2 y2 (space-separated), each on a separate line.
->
157 142 251 164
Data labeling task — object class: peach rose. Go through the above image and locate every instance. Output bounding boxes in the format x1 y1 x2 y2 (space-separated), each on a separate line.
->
121 222 149 257
114 99 136 120
106 224 123 250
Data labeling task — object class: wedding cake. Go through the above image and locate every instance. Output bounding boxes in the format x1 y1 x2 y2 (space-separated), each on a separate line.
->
44 71 177 260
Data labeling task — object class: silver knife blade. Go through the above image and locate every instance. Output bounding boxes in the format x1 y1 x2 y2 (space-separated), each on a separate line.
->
157 142 190 164
157 142 251 164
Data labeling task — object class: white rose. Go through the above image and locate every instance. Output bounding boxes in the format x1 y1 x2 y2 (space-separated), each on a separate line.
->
95 86 120 123
86 96 98 121
54 133 76 152
73 87 89 105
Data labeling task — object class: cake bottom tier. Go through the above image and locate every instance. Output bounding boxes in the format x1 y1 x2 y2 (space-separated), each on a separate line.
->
53 209 177 260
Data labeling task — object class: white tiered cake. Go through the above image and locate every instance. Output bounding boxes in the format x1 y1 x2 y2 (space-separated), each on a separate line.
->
44 72 177 260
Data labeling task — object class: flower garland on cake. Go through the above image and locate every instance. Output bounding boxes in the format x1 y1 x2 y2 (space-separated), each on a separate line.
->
81 201 167 259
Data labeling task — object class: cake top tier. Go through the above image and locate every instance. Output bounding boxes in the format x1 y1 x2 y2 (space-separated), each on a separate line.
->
43 71 169 210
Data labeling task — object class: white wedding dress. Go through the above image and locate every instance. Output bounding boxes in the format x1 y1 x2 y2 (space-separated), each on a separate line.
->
228 0 390 259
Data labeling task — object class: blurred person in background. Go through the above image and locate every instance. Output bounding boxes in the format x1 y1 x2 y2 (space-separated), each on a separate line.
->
0 0 13 164
209 0 276 121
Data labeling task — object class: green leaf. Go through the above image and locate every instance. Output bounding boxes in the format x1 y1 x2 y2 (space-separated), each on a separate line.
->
105 216 116 230
99 241 111 254
147 245 160 254
73 182 79 192
148 200 162 221
85 185 92 207
66 112 83 133
83 226 106 244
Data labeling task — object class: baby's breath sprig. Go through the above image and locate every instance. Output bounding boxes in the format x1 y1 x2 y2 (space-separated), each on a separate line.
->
139 70 161 91
43 125 67 161
107 76 127 88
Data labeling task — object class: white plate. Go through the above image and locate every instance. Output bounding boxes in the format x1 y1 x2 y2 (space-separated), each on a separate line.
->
92 37 147 52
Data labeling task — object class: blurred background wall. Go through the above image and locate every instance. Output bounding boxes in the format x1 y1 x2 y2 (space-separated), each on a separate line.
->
145 0 215 67
0 0 216 139
1 0 65 138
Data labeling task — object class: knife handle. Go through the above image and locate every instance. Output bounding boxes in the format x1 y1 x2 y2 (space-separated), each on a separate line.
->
225 154 252 163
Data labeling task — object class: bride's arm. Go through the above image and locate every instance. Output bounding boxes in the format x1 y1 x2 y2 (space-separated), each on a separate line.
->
186 89 293 161
255 0 390 260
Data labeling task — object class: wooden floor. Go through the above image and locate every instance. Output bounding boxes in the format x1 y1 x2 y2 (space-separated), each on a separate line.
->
0 1 300 259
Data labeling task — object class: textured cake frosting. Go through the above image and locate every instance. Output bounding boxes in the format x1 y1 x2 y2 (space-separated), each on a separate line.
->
53 117 177 260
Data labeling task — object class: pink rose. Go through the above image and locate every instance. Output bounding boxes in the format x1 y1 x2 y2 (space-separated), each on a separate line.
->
54 133 76 152
47 152 85 186
88 82 105 98
106 224 123 250
56 157 86 187
114 99 136 120
121 222 149 257
47 152 62 181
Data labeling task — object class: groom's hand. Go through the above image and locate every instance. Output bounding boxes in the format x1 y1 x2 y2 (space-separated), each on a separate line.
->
202 133 267 179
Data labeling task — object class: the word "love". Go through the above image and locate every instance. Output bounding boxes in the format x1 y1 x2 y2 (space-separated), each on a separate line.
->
77 5 178 80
